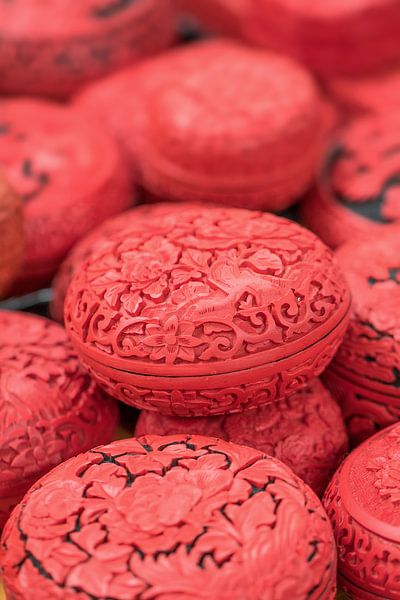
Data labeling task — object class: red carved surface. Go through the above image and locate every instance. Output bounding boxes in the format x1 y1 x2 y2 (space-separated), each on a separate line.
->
323 423 400 599
247 0 400 76
300 114 400 249
135 378 349 496
52 204 198 323
0 0 175 98
0 176 24 298
0 98 134 293
324 369 400 448
77 39 329 212
324 233 400 445
1 434 337 600
64 203 351 415
0 311 118 529
326 67 400 117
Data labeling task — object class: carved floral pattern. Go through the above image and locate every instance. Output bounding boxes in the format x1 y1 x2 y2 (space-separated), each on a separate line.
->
324 367 400 447
1 435 337 600
367 429 400 504
65 205 349 368
135 379 349 496
0 311 118 528
326 234 400 446
81 328 345 415
323 424 400 599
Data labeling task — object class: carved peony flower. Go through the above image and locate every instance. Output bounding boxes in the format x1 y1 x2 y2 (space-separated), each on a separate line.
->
20 480 84 540
119 238 179 300
143 316 203 364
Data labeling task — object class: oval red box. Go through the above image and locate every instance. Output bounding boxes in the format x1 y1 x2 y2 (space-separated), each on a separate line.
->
1 434 337 599
64 203 351 416
324 232 400 446
77 40 330 212
301 113 400 249
0 98 134 293
324 422 400 599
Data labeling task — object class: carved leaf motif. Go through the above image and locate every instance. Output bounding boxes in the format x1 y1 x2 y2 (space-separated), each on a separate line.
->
244 249 283 274
120 292 143 316
104 283 128 309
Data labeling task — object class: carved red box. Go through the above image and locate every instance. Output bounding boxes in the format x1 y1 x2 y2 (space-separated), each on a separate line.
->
247 0 400 77
324 422 400 599
0 311 118 529
324 233 400 447
1 434 337 599
64 203 351 416
135 378 349 496
0 0 175 98
0 175 24 298
0 98 134 293
301 113 400 249
77 39 330 212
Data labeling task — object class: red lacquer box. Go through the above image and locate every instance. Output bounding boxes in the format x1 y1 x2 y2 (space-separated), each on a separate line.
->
0 98 134 293
0 311 118 529
324 422 400 599
247 0 400 77
64 203 351 416
77 39 330 212
324 233 400 447
0 0 175 98
135 378 349 496
0 175 24 298
1 434 337 599
301 113 400 249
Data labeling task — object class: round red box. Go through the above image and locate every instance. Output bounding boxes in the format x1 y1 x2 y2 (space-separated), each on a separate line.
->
300 113 400 249
0 311 118 529
247 0 400 77
130 40 329 212
77 39 329 212
324 233 400 447
0 98 134 293
324 422 400 599
0 175 24 298
1 434 337 599
135 378 349 496
0 0 175 98
64 203 351 416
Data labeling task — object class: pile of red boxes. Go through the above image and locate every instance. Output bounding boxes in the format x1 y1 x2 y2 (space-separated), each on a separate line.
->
1 2 400 598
